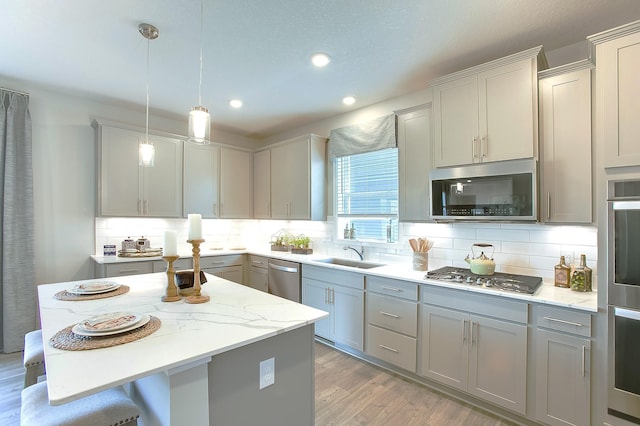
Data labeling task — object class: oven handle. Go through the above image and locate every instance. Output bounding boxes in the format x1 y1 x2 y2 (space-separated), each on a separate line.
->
269 263 299 273
614 306 640 320
611 200 640 210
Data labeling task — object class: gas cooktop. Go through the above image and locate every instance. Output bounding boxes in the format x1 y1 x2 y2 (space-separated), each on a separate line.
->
424 266 543 295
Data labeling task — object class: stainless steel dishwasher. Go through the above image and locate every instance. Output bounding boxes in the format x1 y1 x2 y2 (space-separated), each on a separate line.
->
268 259 301 302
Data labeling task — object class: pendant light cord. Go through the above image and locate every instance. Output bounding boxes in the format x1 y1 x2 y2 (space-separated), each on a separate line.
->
145 35 150 143
198 0 204 106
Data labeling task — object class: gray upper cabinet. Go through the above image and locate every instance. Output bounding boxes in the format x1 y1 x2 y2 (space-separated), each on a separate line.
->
94 121 183 217
589 22 640 168
220 147 253 219
539 65 593 223
431 47 546 167
270 134 327 221
397 104 432 222
183 142 219 218
253 149 271 219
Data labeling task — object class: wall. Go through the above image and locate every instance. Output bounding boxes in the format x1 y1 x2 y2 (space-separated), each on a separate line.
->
0 76 257 285
96 216 597 287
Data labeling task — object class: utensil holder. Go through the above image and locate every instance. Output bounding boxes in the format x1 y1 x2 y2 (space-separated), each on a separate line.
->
413 252 428 271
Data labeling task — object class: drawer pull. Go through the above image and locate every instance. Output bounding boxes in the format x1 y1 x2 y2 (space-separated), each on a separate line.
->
252 260 264 265
543 316 583 327
381 286 402 292
380 311 399 319
379 344 398 353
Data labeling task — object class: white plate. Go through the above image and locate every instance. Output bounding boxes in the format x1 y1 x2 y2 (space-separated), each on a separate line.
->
78 312 142 332
68 281 120 295
72 314 150 337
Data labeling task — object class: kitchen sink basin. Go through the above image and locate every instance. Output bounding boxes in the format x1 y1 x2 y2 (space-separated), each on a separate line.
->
313 257 385 269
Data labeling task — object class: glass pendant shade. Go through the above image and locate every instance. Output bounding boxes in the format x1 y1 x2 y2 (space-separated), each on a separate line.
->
188 106 211 144
139 140 155 167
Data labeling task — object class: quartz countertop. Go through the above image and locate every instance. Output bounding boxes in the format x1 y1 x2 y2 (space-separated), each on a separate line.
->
38 272 328 405
91 246 598 313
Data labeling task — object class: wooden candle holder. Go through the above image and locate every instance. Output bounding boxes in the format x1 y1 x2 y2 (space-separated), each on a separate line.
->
185 239 210 304
161 255 182 302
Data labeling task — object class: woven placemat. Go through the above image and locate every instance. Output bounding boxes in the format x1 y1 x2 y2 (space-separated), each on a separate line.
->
49 316 161 351
54 285 130 301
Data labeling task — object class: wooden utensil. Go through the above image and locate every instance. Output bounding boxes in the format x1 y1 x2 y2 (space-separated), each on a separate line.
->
409 239 418 252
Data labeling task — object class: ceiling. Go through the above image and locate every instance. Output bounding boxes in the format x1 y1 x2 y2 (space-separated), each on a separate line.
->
1 1 639 140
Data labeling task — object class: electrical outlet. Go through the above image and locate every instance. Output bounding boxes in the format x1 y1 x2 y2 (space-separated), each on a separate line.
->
259 357 275 390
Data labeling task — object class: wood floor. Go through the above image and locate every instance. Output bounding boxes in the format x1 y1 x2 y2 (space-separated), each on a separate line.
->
0 343 514 426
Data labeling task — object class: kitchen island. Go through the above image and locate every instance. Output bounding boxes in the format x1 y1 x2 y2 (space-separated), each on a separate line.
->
38 272 328 425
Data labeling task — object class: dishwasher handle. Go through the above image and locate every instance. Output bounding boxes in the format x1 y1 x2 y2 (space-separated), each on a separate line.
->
269 263 299 273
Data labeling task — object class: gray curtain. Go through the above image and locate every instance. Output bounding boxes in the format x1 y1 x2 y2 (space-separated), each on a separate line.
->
0 90 35 353
328 113 397 159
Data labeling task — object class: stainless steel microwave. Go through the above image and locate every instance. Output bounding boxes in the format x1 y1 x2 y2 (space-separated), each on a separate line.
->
430 159 537 221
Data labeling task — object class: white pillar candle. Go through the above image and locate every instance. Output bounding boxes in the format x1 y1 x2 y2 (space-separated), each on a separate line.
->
188 214 202 241
163 230 178 256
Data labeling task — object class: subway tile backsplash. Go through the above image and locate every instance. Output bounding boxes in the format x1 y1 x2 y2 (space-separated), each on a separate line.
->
95 218 598 288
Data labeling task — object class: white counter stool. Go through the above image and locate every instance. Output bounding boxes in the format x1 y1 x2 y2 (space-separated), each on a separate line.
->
21 381 140 426
23 330 45 388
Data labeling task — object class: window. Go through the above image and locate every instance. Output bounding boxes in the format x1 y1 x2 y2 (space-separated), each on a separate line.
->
335 148 398 242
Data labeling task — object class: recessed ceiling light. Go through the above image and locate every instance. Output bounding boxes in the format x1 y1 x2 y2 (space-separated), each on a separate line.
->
342 96 356 105
311 53 331 67
229 99 243 108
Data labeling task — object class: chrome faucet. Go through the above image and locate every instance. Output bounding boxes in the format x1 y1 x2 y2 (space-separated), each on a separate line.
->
344 245 364 260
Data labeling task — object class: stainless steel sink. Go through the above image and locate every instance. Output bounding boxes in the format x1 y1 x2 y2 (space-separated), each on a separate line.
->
313 257 385 269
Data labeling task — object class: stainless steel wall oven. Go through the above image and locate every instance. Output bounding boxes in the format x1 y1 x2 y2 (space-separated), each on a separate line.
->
607 179 640 423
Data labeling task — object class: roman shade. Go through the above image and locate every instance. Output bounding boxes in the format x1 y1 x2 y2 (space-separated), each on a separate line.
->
328 113 396 159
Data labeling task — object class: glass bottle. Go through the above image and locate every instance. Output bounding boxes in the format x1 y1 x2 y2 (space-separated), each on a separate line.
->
343 223 350 239
349 223 356 239
570 254 592 292
554 255 571 288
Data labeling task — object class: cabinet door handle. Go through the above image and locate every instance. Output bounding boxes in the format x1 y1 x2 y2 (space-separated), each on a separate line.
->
381 286 402 292
581 345 586 377
380 311 399 319
324 288 329 304
547 192 551 220
471 321 478 345
379 344 399 353
542 317 583 327
481 136 487 158
462 319 469 343
143 200 148 215
213 203 218 217
331 288 335 304
472 137 478 159
137 199 142 215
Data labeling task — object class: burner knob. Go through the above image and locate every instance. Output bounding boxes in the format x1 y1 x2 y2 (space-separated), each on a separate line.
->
466 276 473 283
454 275 463 282
476 277 483 285
485 280 493 287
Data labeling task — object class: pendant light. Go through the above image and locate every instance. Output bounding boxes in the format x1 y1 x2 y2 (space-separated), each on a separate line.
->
139 23 158 167
188 0 211 144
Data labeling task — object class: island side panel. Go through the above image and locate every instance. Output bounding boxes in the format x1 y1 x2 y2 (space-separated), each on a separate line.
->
208 324 315 426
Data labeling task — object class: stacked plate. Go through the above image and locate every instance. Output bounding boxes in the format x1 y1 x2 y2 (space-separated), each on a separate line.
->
72 312 150 337
67 281 121 295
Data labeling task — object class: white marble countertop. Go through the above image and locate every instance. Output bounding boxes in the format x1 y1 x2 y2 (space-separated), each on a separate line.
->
91 246 598 313
38 272 328 405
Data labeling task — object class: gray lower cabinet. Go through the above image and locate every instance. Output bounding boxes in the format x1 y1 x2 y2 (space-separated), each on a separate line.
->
200 255 243 284
97 261 154 278
152 258 192 272
247 255 269 292
535 306 591 426
365 276 418 372
301 265 364 351
420 286 528 415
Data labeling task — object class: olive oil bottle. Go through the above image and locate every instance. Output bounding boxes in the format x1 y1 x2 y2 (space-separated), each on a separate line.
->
554 256 571 288
570 254 592 292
